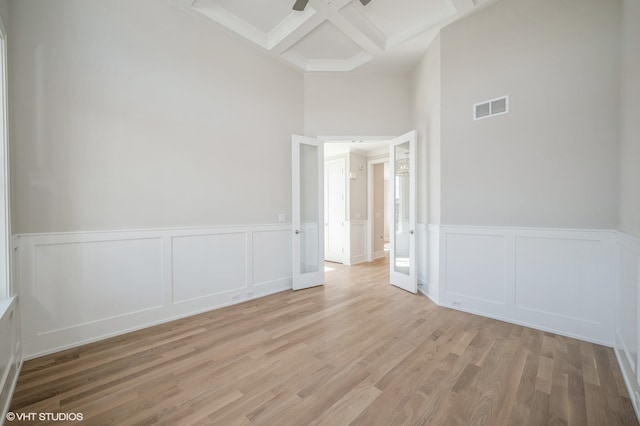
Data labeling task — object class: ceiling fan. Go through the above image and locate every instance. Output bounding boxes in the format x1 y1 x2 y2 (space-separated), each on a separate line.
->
293 0 371 12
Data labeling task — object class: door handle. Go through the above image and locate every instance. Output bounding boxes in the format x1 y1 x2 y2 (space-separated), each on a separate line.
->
409 229 414 235
295 229 300 234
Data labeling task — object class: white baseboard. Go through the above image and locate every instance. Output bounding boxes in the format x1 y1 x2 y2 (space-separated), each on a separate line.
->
349 254 368 265
373 250 386 260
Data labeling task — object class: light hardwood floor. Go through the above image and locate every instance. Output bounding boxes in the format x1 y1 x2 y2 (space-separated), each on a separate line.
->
10 258 639 425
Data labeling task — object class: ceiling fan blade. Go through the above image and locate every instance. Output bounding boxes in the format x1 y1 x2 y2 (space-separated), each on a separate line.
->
293 0 308 11
360 0 372 5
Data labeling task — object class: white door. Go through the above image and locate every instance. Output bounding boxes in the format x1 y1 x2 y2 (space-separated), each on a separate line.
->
390 130 417 293
324 158 345 263
292 135 325 290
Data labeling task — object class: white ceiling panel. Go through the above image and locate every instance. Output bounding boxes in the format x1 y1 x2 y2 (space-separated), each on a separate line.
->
288 21 363 60
353 0 457 38
177 0 494 73
211 0 295 34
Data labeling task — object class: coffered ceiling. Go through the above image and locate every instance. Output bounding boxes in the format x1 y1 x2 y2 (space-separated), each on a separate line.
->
174 0 487 72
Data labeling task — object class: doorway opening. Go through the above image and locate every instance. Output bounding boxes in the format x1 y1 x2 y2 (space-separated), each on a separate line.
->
322 139 391 267
292 131 418 293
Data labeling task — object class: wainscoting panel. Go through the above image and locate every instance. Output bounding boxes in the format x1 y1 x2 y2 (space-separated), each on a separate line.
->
252 228 292 296
614 231 640 418
33 238 164 333
439 226 615 345
417 223 427 290
445 233 507 307
516 236 607 322
422 224 440 303
172 233 246 303
18 224 293 359
348 220 367 265
0 297 20 422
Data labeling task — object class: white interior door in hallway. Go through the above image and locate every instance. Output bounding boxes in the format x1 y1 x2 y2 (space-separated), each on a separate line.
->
324 158 345 263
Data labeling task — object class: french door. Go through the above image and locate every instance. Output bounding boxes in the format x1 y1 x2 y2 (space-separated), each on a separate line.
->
390 130 417 293
292 135 325 290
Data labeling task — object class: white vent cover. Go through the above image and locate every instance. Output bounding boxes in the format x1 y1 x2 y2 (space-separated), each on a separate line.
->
473 95 509 120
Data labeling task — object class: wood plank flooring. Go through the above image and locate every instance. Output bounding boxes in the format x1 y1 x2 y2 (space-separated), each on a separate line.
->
10 258 639 425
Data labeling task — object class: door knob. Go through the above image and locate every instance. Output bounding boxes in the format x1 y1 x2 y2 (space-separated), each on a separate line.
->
409 229 414 235
295 229 300 234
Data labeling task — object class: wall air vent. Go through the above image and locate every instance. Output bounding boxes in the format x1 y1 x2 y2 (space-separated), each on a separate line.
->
473 95 509 120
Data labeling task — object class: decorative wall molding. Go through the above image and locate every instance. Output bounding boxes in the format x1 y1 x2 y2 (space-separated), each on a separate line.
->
346 219 367 265
420 224 440 303
437 225 616 345
416 222 428 292
14 221 640 423
613 230 640 419
175 0 467 72
0 296 20 421
17 224 293 359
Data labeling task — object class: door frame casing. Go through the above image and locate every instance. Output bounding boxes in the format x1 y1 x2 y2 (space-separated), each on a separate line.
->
366 157 390 262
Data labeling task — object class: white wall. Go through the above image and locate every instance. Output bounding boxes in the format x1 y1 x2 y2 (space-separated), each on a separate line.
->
347 151 368 264
411 34 441 301
304 73 411 137
372 163 384 255
9 0 303 234
615 0 640 418
0 1 20 420
0 0 7 34
411 34 441 226
619 0 640 240
410 0 627 349
439 0 620 229
348 152 367 221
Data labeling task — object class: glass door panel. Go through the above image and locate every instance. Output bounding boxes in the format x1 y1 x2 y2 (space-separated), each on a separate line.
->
390 131 417 293
299 143 319 275
394 142 410 276
292 135 324 290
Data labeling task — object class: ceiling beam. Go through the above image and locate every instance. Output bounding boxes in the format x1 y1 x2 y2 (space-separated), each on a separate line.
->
449 0 475 14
